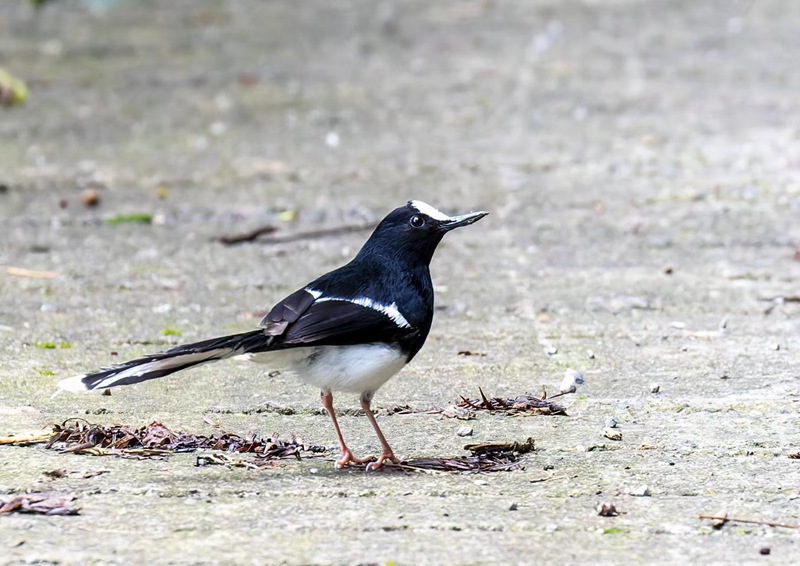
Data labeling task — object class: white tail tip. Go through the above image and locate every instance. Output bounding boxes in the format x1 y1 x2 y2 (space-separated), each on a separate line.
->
54 374 91 396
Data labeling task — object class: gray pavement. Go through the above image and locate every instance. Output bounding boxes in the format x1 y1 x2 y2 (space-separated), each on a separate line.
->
1 1 799 564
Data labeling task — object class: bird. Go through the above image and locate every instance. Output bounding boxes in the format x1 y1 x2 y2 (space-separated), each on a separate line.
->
57 200 488 470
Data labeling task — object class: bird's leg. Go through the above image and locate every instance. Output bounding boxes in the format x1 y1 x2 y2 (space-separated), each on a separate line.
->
320 390 372 468
361 392 402 471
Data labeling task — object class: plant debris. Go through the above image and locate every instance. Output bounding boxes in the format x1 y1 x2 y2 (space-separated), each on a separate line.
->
105 213 153 226
217 222 374 246
698 513 800 530
0 429 53 446
381 437 535 474
0 492 79 516
43 468 109 480
597 502 620 517
788 451 800 459
454 387 569 416
44 418 327 460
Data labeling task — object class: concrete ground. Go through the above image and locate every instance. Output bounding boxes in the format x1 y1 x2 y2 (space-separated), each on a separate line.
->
1 0 799 564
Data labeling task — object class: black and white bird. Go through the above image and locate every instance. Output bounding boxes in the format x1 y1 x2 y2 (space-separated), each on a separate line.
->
57 200 488 470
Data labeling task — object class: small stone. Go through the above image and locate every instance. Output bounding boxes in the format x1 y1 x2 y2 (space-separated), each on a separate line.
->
586 349 596 359
473 479 488 487
603 428 622 441
759 547 770 556
546 346 558 355
508 503 518 511
596 502 618 517
650 383 661 393
456 426 473 437
309 468 319 474
772 344 780 351
325 131 340 147
605 417 618 428
560 369 585 393
79 188 100 207
629 485 651 497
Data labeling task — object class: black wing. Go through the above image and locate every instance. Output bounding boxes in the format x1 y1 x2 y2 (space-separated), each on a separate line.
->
280 299 415 347
260 288 316 336
258 289 416 351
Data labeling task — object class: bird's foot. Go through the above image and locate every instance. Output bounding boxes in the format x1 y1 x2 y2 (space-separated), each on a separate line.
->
365 451 401 472
335 449 374 469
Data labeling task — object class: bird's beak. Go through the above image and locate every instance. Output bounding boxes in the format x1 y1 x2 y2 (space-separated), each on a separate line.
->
441 210 489 231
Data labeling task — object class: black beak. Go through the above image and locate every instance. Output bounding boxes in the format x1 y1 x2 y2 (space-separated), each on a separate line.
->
441 210 489 231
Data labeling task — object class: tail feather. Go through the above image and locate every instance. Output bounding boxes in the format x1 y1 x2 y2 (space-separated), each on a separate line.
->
56 329 270 394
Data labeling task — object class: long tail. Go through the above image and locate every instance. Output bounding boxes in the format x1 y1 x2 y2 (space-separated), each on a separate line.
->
56 330 270 394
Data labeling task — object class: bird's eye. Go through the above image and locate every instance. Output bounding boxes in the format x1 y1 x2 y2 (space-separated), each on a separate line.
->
409 215 425 228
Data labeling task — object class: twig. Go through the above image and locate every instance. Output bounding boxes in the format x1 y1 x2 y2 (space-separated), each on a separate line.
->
216 225 277 245
0 431 53 446
6 267 56 279
218 222 374 246
698 514 800 529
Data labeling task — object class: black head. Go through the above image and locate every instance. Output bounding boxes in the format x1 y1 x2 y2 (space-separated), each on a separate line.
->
358 200 488 266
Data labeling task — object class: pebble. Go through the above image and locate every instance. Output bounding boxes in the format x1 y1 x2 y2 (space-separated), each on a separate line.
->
605 416 618 428
80 188 100 207
603 428 622 441
456 426 474 437
650 383 661 393
629 485 651 497
596 502 618 516
560 369 585 393
474 480 489 487
508 503 518 511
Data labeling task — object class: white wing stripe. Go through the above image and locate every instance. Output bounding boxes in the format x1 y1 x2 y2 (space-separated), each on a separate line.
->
309 291 412 329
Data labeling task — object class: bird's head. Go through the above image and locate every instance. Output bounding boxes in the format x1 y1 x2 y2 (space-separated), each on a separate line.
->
360 200 488 266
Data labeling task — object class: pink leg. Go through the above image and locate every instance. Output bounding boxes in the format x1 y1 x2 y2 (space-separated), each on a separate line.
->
320 391 372 468
361 395 401 471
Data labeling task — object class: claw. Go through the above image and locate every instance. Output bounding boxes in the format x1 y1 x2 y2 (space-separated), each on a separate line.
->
364 451 401 472
335 449 374 469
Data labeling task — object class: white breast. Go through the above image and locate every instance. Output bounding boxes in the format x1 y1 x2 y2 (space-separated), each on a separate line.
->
242 344 407 394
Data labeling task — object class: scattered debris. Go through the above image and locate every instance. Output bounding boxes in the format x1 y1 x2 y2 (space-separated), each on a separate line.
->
105 213 153 226
560 369 585 393
464 438 536 456
456 426 474 437
455 387 569 416
5 267 56 279
218 222 374 247
597 502 619 517
788 452 800 460
196 453 281 470
0 492 79 516
347 438 536 474
217 224 278 245
0 68 28 107
439 405 476 420
629 485 651 497
698 513 800 530
43 468 109 480
0 430 53 446
80 188 100 207
457 350 486 357
603 429 622 441
44 418 327 461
